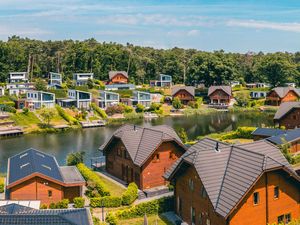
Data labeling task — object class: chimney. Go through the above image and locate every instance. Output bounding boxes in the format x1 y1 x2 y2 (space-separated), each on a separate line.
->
215 142 220 152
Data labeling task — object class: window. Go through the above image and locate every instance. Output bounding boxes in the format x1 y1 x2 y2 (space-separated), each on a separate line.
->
117 148 122 156
191 207 196 225
188 179 194 191
253 192 260 205
169 152 176 160
285 214 291 223
199 213 203 225
278 215 284 224
153 154 160 162
201 186 207 198
48 190 52 197
274 186 279 199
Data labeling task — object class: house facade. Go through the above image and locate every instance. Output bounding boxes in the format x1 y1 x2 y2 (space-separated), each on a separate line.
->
0 87 4 96
150 74 172 87
208 86 233 105
97 91 119 109
108 71 129 84
165 138 300 225
58 89 91 109
25 91 55 110
6 149 85 205
266 87 300 106
274 102 300 129
9 72 28 83
100 125 186 190
7 83 34 96
250 91 267 99
73 73 94 86
132 91 151 107
171 86 195 105
49 72 62 86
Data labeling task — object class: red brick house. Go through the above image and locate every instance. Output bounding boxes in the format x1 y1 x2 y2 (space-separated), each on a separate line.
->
274 102 300 129
171 86 195 105
100 124 186 190
208 86 233 105
266 87 300 106
108 71 129 84
165 138 300 225
6 149 85 205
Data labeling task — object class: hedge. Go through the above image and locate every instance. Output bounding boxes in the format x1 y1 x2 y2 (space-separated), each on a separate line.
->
74 197 85 208
90 196 122 208
91 103 108 119
220 126 256 140
121 182 138 205
55 105 78 125
49 199 69 209
76 163 110 196
115 196 174 219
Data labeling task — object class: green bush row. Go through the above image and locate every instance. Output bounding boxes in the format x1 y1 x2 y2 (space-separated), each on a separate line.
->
90 196 122 208
220 126 256 140
121 182 138 205
0 181 4 193
91 103 108 119
55 105 78 125
76 163 110 197
74 197 85 208
115 196 174 219
41 199 69 209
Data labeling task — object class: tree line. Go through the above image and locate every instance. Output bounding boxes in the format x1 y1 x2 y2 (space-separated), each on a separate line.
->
0 36 299 87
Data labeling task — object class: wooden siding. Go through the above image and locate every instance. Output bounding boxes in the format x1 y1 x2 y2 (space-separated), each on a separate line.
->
173 90 194 105
277 108 300 130
209 89 231 104
267 90 299 106
110 73 128 84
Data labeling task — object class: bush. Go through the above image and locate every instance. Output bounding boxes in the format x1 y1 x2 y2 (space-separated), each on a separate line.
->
22 107 29 115
76 163 110 196
49 203 56 209
149 103 161 112
74 197 85 208
121 182 138 205
116 197 174 219
220 127 256 140
66 151 85 166
105 105 125 116
172 97 182 109
119 103 133 113
0 179 4 193
40 204 48 209
56 105 78 125
106 212 118 225
135 104 145 113
56 199 69 208
90 196 122 208
91 103 108 119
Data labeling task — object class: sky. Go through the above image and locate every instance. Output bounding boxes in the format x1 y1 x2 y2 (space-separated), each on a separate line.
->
0 0 300 53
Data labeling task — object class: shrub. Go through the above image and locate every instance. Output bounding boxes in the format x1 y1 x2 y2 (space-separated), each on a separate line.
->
74 197 85 208
119 103 133 113
66 151 85 166
40 204 48 209
116 197 174 219
220 127 256 140
91 103 108 119
149 103 161 112
76 163 110 196
49 203 56 209
105 105 125 116
56 105 78 125
22 107 29 115
0 179 4 193
135 104 145 113
56 199 69 209
172 97 182 109
121 182 138 205
90 196 122 208
106 212 118 225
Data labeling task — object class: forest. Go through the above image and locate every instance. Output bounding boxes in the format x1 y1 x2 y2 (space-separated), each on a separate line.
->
0 36 300 87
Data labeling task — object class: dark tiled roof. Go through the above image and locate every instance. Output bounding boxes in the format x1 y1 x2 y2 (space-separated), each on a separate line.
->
109 71 128 79
266 128 300 145
171 86 195 97
100 124 185 166
7 149 85 187
165 138 298 218
252 128 286 137
0 204 93 225
274 102 300 120
208 86 232 97
269 87 300 98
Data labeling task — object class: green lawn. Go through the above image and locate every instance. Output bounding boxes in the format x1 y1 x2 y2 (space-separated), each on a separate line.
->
118 214 173 225
36 109 68 126
96 172 126 197
10 112 41 132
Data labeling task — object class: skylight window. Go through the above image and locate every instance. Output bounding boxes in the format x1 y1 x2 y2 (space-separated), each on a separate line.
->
42 165 52 171
20 163 30 169
19 153 28 159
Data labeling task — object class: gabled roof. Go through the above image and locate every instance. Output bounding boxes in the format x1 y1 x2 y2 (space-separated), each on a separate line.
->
269 87 300 98
165 138 299 219
252 128 286 137
0 203 93 225
7 149 85 188
109 71 128 79
171 86 195 97
208 86 232 97
100 124 186 167
274 102 300 120
266 128 300 145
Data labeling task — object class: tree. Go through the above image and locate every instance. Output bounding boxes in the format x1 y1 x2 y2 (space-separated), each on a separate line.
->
34 78 47 91
87 78 94 89
39 107 56 126
235 92 250 107
178 128 188 143
66 151 85 166
135 103 145 113
172 97 183 110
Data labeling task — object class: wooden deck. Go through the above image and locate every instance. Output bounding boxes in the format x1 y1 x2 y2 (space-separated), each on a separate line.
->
80 120 106 128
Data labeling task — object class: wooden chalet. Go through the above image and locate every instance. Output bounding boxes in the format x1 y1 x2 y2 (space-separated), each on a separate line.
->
274 102 300 129
171 86 195 105
100 124 186 190
208 86 233 105
165 138 300 225
6 149 85 205
266 87 300 106
108 71 129 84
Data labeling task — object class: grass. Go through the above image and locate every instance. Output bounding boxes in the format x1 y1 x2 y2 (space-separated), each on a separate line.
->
118 214 173 225
96 172 126 197
223 139 254 144
161 104 171 116
10 112 41 132
36 109 68 126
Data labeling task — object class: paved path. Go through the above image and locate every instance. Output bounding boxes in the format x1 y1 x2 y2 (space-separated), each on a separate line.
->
134 192 174 205
161 211 182 225
95 171 127 189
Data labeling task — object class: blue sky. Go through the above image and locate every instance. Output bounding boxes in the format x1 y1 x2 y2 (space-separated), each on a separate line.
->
1 0 300 52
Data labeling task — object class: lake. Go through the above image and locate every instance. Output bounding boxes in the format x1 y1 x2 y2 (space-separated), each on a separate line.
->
0 111 274 172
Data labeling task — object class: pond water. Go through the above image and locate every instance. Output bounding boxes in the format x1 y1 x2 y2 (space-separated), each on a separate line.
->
0 111 274 172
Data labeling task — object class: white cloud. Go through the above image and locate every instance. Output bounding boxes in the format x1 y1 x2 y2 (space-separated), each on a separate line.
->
0 25 51 38
187 29 200 36
226 19 300 33
166 29 200 37
94 30 139 36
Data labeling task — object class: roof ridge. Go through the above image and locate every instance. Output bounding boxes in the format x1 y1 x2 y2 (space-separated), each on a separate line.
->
215 145 234 210
233 144 267 158
134 128 147 162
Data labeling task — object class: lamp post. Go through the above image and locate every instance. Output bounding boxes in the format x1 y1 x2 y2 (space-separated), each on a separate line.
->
101 198 105 222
